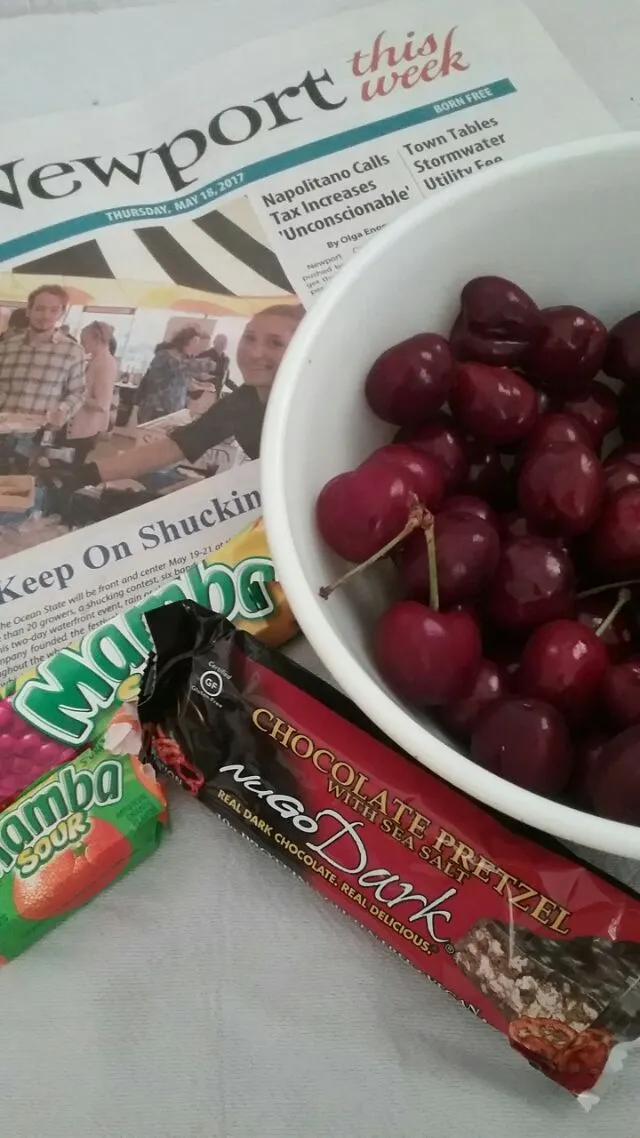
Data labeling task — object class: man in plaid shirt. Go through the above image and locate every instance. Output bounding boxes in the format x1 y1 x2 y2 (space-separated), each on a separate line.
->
0 284 85 427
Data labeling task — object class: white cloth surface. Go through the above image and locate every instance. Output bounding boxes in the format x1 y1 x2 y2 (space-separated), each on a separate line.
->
1 2 640 1135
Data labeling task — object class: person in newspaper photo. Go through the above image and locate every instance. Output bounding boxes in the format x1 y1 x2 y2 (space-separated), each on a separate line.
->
66 321 119 462
44 302 304 496
136 326 215 424
198 333 233 399
0 285 85 451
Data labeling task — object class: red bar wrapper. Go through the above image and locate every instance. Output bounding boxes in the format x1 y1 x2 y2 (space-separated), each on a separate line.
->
139 601 640 1107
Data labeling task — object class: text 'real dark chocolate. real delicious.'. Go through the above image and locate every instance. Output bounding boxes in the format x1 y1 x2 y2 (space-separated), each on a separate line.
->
139 601 640 1105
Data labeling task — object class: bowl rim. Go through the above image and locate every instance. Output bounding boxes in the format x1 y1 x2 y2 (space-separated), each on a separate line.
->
262 131 640 860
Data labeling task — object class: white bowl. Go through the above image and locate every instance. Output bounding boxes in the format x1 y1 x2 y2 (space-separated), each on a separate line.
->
262 133 640 860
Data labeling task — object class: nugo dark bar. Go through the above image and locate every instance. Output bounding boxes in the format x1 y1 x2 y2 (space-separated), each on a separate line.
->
139 601 640 1106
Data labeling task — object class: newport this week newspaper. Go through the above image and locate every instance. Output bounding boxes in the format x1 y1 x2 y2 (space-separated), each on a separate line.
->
0 0 616 681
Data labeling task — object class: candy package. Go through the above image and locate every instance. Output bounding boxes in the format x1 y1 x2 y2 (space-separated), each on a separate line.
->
0 746 167 963
139 600 640 1108
0 519 297 810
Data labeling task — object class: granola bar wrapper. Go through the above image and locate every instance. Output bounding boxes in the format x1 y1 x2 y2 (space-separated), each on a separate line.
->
0 519 297 811
139 600 640 1109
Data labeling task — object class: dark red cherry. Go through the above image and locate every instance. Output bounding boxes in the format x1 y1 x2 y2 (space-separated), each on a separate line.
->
603 310 640 385
518 441 604 536
518 619 608 724
603 658 640 728
316 465 413 563
373 600 482 705
522 305 607 395
364 333 455 426
441 494 498 529
602 458 640 498
559 381 618 451
589 725 640 823
471 697 572 795
450 276 541 367
439 658 509 740
575 594 635 662
487 536 575 631
362 444 445 510
395 414 468 491
450 362 539 445
588 487 640 578
522 412 592 454
397 512 499 608
461 275 541 339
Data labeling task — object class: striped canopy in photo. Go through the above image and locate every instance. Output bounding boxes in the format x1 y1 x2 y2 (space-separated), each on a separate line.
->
13 198 294 299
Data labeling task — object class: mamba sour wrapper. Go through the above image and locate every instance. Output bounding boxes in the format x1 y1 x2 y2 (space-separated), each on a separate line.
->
0 747 166 962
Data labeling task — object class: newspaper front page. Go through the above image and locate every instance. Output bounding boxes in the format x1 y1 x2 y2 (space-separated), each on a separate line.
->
0 0 617 681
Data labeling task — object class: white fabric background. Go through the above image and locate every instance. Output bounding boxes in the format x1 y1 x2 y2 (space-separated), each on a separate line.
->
1 2 640 1135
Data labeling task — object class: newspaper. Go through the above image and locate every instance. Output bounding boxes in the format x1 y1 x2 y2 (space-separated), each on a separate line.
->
0 0 616 683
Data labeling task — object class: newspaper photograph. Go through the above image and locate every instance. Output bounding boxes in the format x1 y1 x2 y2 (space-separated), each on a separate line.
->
0 0 618 682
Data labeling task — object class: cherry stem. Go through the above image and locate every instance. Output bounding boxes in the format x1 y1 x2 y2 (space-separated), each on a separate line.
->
577 579 640 599
319 497 427 601
594 587 632 639
424 513 440 613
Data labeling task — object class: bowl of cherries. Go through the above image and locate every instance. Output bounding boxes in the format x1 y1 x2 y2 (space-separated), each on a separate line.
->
262 133 640 857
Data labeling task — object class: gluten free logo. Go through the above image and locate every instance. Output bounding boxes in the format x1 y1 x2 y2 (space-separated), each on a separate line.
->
200 668 224 699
